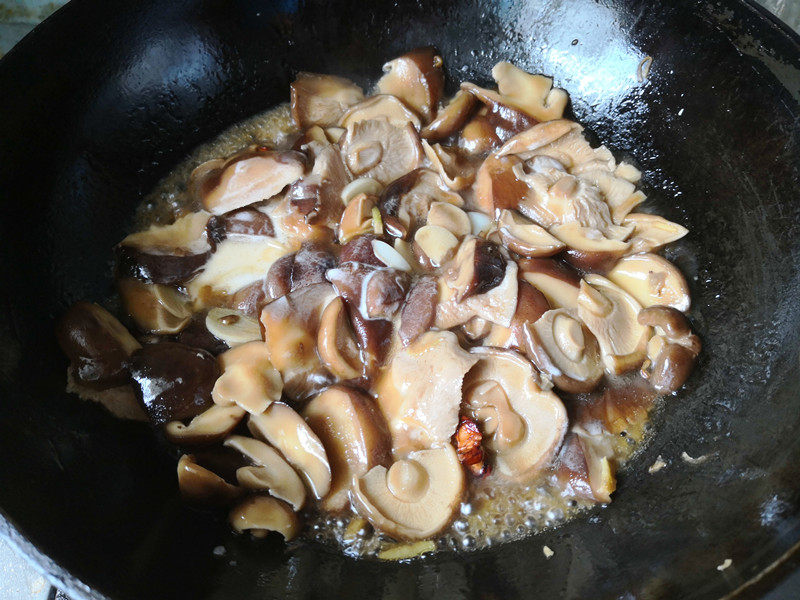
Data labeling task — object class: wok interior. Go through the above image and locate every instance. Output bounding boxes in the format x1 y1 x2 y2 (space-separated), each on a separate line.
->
0 0 799 598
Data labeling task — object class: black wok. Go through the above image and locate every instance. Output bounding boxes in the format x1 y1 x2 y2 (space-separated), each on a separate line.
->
1 0 799 598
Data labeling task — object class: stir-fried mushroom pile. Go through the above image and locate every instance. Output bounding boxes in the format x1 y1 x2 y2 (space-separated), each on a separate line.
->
57 48 699 552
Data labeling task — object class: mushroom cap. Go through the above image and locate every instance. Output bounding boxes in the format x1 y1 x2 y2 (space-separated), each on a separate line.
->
518 257 582 309
205 307 262 347
463 348 567 481
191 148 306 215
229 495 301 540
436 261 519 330
177 454 241 506
165 404 246 446
490 62 568 122
550 222 631 272
340 118 423 185
351 445 464 541
248 401 332 500
577 275 650 374
317 296 363 380
380 167 463 231
339 94 422 129
607 253 691 312
304 386 392 512
524 308 603 393
421 90 477 142
290 72 364 129
224 435 307 511
377 47 444 122
376 331 478 456
497 209 565 257
118 278 192 335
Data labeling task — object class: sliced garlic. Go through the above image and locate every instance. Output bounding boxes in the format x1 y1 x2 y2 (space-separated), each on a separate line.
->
206 308 262 347
340 177 383 205
467 211 492 236
372 239 412 272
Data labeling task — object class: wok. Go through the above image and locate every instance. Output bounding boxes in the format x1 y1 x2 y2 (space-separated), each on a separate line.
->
1 0 799 598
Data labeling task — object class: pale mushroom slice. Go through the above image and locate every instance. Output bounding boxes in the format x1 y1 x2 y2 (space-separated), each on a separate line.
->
285 140 350 229
436 261 520 329
482 280 550 351
304 386 392 512
421 90 477 141
165 405 247 446
260 283 338 400
608 253 691 312
580 169 645 224
622 213 689 254
339 94 422 129
116 211 212 285
491 62 568 122
317 296 363 380
549 222 631 272
523 309 603 393
212 341 283 415
248 402 332 500
497 209 565 257
577 275 650 374
229 495 300 540
118 278 192 334
377 47 444 123
518 258 582 309
290 72 364 128
495 119 581 159
224 435 306 511
463 348 568 481
421 141 475 191
190 147 306 215
426 202 472 238
375 331 478 456
379 167 464 232
351 445 464 541
340 118 423 185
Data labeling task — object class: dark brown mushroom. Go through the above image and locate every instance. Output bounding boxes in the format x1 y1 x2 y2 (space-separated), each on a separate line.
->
398 276 438 346
376 47 444 123
127 342 219 425
177 450 243 506
56 302 141 390
484 280 550 351
421 90 478 142
116 212 213 286
638 306 701 393
517 257 582 309
290 72 364 128
445 237 506 301
207 208 274 244
473 154 528 215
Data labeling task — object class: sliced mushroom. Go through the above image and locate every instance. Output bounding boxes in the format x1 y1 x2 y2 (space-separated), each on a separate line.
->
190 147 306 215
212 358 283 415
436 260 519 329
518 257 582 309
580 169 645 224
340 118 423 185
524 309 603 393
205 307 262 347
165 404 246 446
445 237 506 301
622 213 689 254
290 72 364 128
577 275 650 374
207 207 275 244
339 94 422 129
375 331 478 455
56 302 141 390
186 236 290 301
608 253 691 312
552 431 615 503
473 154 529 216
483 280 550 351
259 283 337 400
638 306 701 393
349 310 394 374
338 192 377 243
421 141 475 190
229 495 300 540
260 241 337 304
421 90 478 141
118 278 192 334
248 402 332 500
458 89 538 151
128 342 218 424
351 445 464 541
413 225 459 268
177 453 241 506
317 296 362 380
497 209 565 257
495 119 580 159
379 168 463 231
463 348 567 481
304 386 392 511
224 435 306 510
490 62 568 122
398 276 438 346
550 223 631 272
285 141 349 228
116 211 212 285
426 202 471 238
377 47 444 123
327 261 410 320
